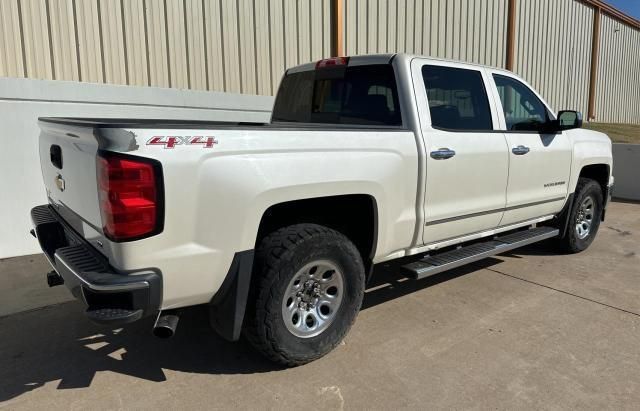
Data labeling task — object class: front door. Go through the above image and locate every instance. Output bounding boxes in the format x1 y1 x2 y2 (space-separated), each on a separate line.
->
413 60 509 245
488 72 572 226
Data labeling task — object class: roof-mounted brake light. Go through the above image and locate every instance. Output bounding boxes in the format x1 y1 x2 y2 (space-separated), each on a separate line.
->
316 57 349 69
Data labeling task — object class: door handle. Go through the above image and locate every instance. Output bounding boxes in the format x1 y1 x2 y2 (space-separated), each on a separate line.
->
430 148 456 160
512 145 530 155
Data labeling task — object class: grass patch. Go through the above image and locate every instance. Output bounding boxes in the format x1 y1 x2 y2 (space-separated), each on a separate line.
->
584 122 640 144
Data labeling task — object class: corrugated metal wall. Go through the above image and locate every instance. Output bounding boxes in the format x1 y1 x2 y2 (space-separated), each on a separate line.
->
1 0 639 124
343 0 508 68
596 13 640 124
513 0 593 115
0 0 332 95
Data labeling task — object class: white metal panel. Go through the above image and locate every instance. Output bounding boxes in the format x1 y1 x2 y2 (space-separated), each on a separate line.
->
0 76 273 259
166 0 189 89
0 0 24 78
99 0 127 85
268 0 285 95
323 0 331 57
20 0 53 79
397 0 406 52
255 0 272 95
238 0 257 94
221 0 241 92
1 0 633 116
597 13 640 124
283 0 298 70
185 0 208 90
48 0 78 81
387 0 397 51
203 0 225 92
75 0 103 83
514 0 593 114
344 0 507 67
311 0 324 61
297 0 311 63
145 0 170 87
377 0 388 52
122 0 149 86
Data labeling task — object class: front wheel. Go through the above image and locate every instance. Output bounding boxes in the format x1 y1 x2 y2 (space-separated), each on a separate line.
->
558 178 603 253
244 224 365 366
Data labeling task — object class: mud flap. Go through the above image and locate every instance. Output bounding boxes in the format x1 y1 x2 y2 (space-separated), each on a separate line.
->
208 250 255 341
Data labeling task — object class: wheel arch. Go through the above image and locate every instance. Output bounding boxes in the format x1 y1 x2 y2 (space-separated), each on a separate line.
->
254 194 379 276
556 163 611 238
578 163 610 199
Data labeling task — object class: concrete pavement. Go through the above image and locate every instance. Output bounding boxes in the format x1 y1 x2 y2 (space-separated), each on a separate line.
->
1 201 638 409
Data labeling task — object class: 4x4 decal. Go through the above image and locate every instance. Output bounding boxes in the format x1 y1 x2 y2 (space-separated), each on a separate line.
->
147 136 218 149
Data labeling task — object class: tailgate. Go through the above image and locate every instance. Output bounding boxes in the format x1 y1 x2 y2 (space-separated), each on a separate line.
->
38 120 104 242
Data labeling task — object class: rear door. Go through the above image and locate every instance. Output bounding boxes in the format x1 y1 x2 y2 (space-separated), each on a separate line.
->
486 71 572 226
412 59 509 245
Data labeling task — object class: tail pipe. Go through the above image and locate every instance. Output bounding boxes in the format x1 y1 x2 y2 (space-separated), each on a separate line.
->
153 311 180 338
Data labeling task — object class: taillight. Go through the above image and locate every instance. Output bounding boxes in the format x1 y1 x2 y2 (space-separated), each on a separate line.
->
97 152 163 241
315 56 349 69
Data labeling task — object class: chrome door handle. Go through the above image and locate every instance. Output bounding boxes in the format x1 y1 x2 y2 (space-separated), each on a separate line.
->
430 148 456 160
512 145 530 155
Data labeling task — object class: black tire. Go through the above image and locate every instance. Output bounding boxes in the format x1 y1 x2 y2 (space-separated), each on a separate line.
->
244 223 365 366
559 178 603 253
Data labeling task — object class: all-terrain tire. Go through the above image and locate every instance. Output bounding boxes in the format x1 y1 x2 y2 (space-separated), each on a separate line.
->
558 178 603 253
244 224 365 366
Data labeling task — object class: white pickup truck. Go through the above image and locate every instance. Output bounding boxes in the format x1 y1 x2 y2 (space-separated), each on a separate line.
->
31 54 613 366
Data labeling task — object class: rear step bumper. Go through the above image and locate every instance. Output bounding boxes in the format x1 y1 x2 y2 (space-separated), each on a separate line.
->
30 205 162 325
403 226 559 280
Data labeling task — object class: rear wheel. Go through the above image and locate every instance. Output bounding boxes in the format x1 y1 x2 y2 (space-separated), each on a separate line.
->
559 178 603 253
244 224 365 366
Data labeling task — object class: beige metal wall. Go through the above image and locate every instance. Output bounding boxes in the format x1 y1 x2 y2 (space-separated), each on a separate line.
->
0 0 332 95
596 13 640 124
2 0 639 124
343 0 508 68
513 0 594 115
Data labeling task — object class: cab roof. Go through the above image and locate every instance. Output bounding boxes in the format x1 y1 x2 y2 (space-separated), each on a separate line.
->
286 53 512 76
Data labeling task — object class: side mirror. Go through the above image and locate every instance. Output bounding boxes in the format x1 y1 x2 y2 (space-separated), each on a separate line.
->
556 110 583 130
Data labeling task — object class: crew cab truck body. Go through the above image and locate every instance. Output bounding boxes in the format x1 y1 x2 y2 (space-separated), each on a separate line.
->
31 54 613 365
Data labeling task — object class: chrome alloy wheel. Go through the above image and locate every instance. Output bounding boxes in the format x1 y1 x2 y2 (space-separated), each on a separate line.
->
281 260 345 338
575 196 595 240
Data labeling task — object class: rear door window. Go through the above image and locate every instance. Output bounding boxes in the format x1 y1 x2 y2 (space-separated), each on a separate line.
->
272 64 402 126
421 65 493 131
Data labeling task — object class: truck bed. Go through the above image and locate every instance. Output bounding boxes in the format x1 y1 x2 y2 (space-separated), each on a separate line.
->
38 117 407 131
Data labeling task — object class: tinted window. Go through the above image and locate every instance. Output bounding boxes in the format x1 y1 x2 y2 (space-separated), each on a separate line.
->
493 74 550 131
422 65 493 131
272 64 402 126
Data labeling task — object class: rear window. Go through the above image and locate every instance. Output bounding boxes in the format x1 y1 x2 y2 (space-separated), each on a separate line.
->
272 64 402 126
422 65 493 131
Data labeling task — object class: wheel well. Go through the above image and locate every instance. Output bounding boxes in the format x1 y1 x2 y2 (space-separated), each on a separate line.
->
578 164 609 197
256 195 378 268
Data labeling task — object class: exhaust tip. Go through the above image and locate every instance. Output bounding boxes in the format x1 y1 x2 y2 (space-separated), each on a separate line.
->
153 313 179 338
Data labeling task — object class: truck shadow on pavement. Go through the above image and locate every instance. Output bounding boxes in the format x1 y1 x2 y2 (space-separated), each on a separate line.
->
0 302 280 402
0 252 530 402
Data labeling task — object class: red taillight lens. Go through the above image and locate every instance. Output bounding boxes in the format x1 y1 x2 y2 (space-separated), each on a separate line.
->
315 56 349 69
97 153 162 241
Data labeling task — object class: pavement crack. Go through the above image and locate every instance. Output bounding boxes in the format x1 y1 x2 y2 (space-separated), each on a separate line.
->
482 266 640 318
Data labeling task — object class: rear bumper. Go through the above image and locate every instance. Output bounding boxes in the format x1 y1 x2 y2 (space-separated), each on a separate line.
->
30 205 162 325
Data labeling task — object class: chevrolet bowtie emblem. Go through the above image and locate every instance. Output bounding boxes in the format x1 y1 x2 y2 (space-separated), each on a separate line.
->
55 174 65 192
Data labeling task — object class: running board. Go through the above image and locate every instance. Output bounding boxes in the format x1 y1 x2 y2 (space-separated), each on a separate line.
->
402 226 559 280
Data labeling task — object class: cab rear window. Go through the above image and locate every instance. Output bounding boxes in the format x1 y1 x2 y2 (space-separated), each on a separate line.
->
272 64 402 126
